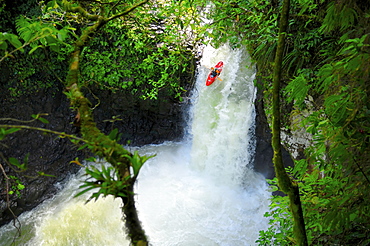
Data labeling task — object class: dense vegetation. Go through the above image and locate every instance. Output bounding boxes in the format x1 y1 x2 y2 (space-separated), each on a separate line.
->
1 0 204 245
208 0 370 244
1 0 369 245
0 0 199 100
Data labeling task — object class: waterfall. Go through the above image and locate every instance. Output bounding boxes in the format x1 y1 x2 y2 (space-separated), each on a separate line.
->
135 44 270 245
190 44 257 187
0 44 270 246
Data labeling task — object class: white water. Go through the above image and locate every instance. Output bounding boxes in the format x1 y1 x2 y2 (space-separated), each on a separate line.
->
0 44 270 245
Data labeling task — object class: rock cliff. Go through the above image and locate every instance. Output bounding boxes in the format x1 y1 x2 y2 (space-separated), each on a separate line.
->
0 84 185 226
0 79 291 226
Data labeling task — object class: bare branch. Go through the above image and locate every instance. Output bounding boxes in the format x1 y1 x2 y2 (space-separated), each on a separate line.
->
0 163 22 242
0 124 86 142
107 0 148 22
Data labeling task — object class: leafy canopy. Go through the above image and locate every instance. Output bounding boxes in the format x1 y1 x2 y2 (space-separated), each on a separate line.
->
206 0 370 244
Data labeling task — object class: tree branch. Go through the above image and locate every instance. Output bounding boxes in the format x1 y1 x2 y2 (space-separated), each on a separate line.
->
0 36 42 63
271 0 308 244
0 162 22 243
62 1 149 244
62 0 101 21
0 124 86 142
106 0 148 22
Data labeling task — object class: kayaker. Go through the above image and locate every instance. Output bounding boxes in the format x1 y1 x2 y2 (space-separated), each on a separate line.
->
210 67 221 77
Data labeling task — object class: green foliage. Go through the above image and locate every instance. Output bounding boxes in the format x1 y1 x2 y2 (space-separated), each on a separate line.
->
256 178 293 246
123 151 153 178
37 171 56 177
1 48 68 98
75 164 131 203
0 14 72 57
0 127 20 140
108 128 122 142
2 0 202 101
0 32 23 52
8 154 29 171
0 0 41 33
284 70 312 107
208 0 278 51
320 1 358 33
31 114 50 124
74 150 151 202
259 159 370 245
0 3 73 98
79 3 201 100
8 175 25 198
1 2 200 244
208 0 370 244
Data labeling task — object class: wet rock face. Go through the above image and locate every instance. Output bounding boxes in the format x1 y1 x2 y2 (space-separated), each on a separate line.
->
87 88 185 146
0 76 291 226
0 86 185 226
253 80 294 180
0 86 81 227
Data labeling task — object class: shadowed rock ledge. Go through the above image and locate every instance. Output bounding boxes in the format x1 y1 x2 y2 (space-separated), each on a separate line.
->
0 77 291 227
0 85 185 227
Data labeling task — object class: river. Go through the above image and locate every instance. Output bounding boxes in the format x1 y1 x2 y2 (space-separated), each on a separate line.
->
0 44 270 245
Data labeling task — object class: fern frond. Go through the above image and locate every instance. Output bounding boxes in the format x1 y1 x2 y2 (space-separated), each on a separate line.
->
284 72 312 107
320 2 358 34
320 1 336 33
324 94 350 125
339 5 357 32
16 16 34 42
324 94 342 107
316 64 338 93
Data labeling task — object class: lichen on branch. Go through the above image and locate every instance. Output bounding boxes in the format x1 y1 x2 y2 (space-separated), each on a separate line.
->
62 1 150 245
271 0 308 245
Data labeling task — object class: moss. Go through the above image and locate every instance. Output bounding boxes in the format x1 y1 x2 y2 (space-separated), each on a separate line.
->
61 1 149 245
271 0 308 244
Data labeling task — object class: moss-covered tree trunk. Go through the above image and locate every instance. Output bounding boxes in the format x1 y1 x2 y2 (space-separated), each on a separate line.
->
271 0 308 245
63 1 149 245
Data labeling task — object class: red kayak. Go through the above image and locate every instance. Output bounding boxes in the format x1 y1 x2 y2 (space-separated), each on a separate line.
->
206 61 224 86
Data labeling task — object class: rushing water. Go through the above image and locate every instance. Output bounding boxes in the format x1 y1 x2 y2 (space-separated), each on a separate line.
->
0 44 271 245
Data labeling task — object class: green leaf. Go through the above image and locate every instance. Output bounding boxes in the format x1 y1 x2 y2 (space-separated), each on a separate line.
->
311 196 319 204
17 183 25 190
37 172 56 177
49 44 60 52
5 127 21 135
117 192 128 197
38 117 49 124
45 35 57 45
284 72 311 107
31 114 49 123
0 40 8 50
77 144 88 150
28 45 43 55
9 157 20 167
108 128 119 141
125 151 154 178
86 166 103 180
5 34 24 52
74 186 97 198
85 157 96 162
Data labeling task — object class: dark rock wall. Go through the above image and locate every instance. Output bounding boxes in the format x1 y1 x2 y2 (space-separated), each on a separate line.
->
86 87 185 146
0 75 293 227
0 86 80 226
0 86 185 226
253 78 294 180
